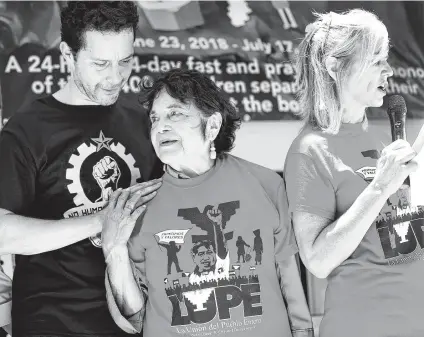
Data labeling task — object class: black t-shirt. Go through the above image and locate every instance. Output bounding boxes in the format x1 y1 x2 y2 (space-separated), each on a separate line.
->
0 95 162 336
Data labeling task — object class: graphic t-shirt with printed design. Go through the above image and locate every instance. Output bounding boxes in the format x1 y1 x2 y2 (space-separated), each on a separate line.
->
0 95 160 336
285 119 424 337
107 154 313 337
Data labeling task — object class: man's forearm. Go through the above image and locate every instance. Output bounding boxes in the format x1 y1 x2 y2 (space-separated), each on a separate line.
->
0 208 102 255
106 246 145 317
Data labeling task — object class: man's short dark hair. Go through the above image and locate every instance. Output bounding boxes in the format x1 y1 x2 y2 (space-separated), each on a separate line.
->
60 1 139 53
191 240 215 255
140 68 241 157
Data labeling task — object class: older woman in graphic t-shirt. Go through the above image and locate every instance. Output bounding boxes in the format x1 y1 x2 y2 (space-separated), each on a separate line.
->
99 68 314 337
284 9 422 337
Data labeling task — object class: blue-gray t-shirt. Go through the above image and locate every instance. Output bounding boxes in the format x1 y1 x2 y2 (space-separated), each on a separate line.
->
285 120 424 337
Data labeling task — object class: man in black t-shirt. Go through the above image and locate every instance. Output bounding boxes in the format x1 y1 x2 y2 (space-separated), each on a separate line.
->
0 2 162 336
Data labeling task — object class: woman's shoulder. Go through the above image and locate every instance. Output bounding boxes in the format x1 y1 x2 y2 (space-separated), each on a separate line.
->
287 126 332 158
223 155 282 181
221 155 284 200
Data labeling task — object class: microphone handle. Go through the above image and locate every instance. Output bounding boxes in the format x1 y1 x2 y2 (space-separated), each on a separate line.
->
391 121 410 187
391 122 406 142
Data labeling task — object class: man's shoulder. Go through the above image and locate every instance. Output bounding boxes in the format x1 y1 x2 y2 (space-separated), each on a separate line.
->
2 96 52 135
114 96 151 133
116 96 149 118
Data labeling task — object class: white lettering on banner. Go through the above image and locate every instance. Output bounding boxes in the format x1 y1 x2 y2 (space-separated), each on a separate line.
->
242 95 273 114
263 62 295 79
133 37 156 48
159 36 183 49
209 76 247 94
145 56 182 72
240 39 272 54
383 67 424 97
274 40 294 53
31 75 54 94
251 80 298 97
58 76 71 89
4 56 22 73
188 37 230 51
3 18 422 121
276 95 300 113
132 37 296 54
3 50 301 117
25 55 69 74
226 59 260 75
386 78 419 96
392 67 424 79
186 57 222 74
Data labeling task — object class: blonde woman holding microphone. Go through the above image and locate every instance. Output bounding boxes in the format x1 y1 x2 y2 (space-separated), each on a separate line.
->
285 9 421 337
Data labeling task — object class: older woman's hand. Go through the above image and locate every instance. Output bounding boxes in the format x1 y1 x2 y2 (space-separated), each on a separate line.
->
100 179 162 260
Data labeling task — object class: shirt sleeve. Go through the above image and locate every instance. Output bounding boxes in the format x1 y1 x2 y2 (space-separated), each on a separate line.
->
149 157 164 180
0 127 36 213
0 263 12 328
284 152 336 220
273 180 314 337
274 180 298 261
105 233 148 334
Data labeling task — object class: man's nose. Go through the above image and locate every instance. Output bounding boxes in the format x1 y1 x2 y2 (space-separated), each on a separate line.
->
106 65 123 86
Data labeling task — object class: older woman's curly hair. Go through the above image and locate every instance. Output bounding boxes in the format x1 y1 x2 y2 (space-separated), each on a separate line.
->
140 68 241 157
60 1 139 53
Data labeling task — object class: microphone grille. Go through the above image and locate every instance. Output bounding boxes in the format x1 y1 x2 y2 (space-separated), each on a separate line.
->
387 95 407 116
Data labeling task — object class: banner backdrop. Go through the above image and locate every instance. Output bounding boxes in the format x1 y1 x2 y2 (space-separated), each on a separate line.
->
0 1 423 124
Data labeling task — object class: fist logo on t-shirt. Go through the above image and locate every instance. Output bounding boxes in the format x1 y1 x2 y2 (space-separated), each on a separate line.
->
93 156 121 202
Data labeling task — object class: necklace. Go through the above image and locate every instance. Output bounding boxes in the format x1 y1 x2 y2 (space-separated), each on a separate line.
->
165 160 216 179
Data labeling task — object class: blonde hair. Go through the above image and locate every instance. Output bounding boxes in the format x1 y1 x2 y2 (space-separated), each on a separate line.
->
294 9 389 134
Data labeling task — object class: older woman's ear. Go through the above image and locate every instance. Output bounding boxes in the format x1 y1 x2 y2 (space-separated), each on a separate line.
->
325 56 338 81
207 112 223 141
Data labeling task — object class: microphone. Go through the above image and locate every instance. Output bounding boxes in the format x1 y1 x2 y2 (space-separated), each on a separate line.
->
387 95 410 186
387 95 407 141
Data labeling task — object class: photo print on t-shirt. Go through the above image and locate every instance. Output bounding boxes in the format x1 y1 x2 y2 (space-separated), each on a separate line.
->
357 148 424 265
376 189 424 264
154 200 264 335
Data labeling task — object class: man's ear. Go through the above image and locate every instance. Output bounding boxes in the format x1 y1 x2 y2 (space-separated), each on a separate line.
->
325 56 338 81
60 41 76 73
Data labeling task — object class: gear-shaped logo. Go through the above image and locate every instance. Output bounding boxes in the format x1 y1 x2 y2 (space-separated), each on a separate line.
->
64 132 141 248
